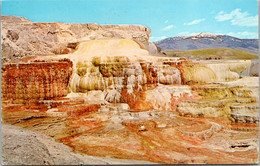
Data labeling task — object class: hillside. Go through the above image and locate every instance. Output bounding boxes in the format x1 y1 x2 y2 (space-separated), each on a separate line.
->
155 32 259 54
164 48 259 60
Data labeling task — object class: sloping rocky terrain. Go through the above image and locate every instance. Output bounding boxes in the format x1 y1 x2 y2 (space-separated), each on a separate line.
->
2 124 153 165
1 16 259 165
155 32 258 54
1 16 158 63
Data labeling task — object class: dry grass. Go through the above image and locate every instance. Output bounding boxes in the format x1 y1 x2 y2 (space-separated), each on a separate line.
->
164 48 258 60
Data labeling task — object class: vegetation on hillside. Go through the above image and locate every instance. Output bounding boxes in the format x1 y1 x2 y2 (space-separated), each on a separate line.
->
163 48 259 60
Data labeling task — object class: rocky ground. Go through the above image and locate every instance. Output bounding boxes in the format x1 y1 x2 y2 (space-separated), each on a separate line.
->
2 123 154 165
1 16 259 165
2 56 259 164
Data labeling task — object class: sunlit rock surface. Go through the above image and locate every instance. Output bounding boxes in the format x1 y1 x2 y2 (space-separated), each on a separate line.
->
1 20 259 164
1 16 154 63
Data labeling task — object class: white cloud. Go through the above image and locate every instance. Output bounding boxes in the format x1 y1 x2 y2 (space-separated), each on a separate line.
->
215 8 258 27
162 25 174 31
226 31 258 39
164 20 168 23
150 36 167 42
231 15 258 27
184 18 205 26
215 10 235 21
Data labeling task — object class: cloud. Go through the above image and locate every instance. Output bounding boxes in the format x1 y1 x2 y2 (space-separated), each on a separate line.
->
215 8 258 27
215 10 235 21
162 25 174 31
164 20 168 23
184 18 205 26
150 36 167 42
226 31 258 39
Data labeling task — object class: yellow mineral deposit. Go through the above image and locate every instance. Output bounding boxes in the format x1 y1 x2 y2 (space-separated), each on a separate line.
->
183 60 252 84
71 39 150 62
66 39 153 93
183 64 217 84
204 60 251 81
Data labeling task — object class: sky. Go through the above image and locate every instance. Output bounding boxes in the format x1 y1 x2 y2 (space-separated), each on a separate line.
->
2 0 259 41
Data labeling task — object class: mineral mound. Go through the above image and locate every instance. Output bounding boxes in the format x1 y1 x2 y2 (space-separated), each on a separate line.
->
1 16 259 165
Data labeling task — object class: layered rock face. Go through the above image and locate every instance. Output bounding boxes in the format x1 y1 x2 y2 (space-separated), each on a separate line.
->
2 59 73 104
1 16 155 63
1 16 259 165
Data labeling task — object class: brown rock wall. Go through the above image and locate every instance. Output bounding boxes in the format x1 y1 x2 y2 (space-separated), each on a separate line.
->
2 59 73 104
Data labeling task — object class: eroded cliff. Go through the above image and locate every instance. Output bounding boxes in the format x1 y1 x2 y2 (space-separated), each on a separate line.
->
2 59 73 104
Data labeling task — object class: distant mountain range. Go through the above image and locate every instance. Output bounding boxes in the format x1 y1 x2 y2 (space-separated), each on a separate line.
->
154 33 259 54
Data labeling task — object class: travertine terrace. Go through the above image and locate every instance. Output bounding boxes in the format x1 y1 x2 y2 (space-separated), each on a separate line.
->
1 16 259 164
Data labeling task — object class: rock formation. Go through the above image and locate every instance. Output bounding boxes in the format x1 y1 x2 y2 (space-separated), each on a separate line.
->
2 59 73 104
1 16 259 165
1 16 157 63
